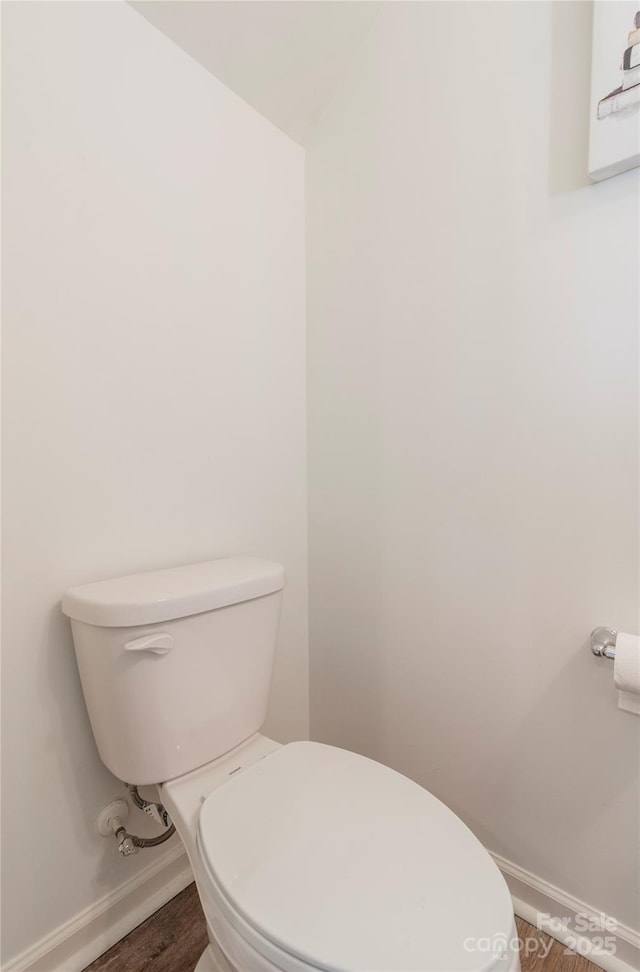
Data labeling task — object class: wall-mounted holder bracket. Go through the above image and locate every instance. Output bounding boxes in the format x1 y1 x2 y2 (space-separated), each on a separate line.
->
591 626 617 660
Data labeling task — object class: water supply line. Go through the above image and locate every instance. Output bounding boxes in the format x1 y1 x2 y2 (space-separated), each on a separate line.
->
113 784 176 856
126 783 172 827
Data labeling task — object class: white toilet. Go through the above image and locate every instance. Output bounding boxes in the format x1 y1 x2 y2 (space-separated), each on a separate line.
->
62 557 520 972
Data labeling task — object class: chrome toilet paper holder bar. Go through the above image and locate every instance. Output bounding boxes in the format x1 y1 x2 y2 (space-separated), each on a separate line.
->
591 627 617 659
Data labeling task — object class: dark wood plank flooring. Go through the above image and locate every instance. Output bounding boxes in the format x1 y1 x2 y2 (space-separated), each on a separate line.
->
85 883 601 972
514 917 599 972
85 885 207 972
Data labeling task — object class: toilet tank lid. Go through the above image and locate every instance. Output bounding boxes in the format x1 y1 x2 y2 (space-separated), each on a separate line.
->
61 557 286 627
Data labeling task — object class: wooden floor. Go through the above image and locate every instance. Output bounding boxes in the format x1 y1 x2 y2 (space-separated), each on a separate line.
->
85 883 601 972
85 885 207 972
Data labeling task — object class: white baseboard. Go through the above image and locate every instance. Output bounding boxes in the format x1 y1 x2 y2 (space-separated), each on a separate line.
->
2 845 193 972
492 851 640 972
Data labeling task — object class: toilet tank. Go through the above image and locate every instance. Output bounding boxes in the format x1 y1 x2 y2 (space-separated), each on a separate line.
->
62 558 285 785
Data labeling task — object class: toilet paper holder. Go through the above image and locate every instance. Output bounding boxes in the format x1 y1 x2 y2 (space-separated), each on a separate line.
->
591 627 617 659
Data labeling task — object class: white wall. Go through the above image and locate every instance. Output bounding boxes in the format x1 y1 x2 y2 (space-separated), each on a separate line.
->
2 2 307 966
307 0 639 936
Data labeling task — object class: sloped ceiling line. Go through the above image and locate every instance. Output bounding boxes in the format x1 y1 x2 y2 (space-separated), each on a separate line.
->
129 1 383 145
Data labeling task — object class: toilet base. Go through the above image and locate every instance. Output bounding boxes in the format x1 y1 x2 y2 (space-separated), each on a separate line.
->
195 929 522 972
195 943 233 972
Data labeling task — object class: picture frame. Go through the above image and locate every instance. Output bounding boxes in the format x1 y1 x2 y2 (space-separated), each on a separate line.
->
588 1 640 181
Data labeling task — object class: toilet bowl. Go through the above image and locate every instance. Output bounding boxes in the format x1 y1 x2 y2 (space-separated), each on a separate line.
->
162 735 520 972
62 557 520 972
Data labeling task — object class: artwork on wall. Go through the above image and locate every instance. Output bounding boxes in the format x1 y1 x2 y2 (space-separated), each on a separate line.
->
588 1 640 181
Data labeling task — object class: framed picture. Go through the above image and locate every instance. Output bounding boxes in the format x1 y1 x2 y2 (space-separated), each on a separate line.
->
588 1 640 181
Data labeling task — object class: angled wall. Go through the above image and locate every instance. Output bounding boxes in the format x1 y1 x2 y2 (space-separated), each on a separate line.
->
2 3 307 967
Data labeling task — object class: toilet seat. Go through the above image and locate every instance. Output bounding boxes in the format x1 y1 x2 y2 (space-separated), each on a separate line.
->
197 742 515 972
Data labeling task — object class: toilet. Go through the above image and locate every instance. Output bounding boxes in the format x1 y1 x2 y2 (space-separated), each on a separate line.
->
62 557 520 972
